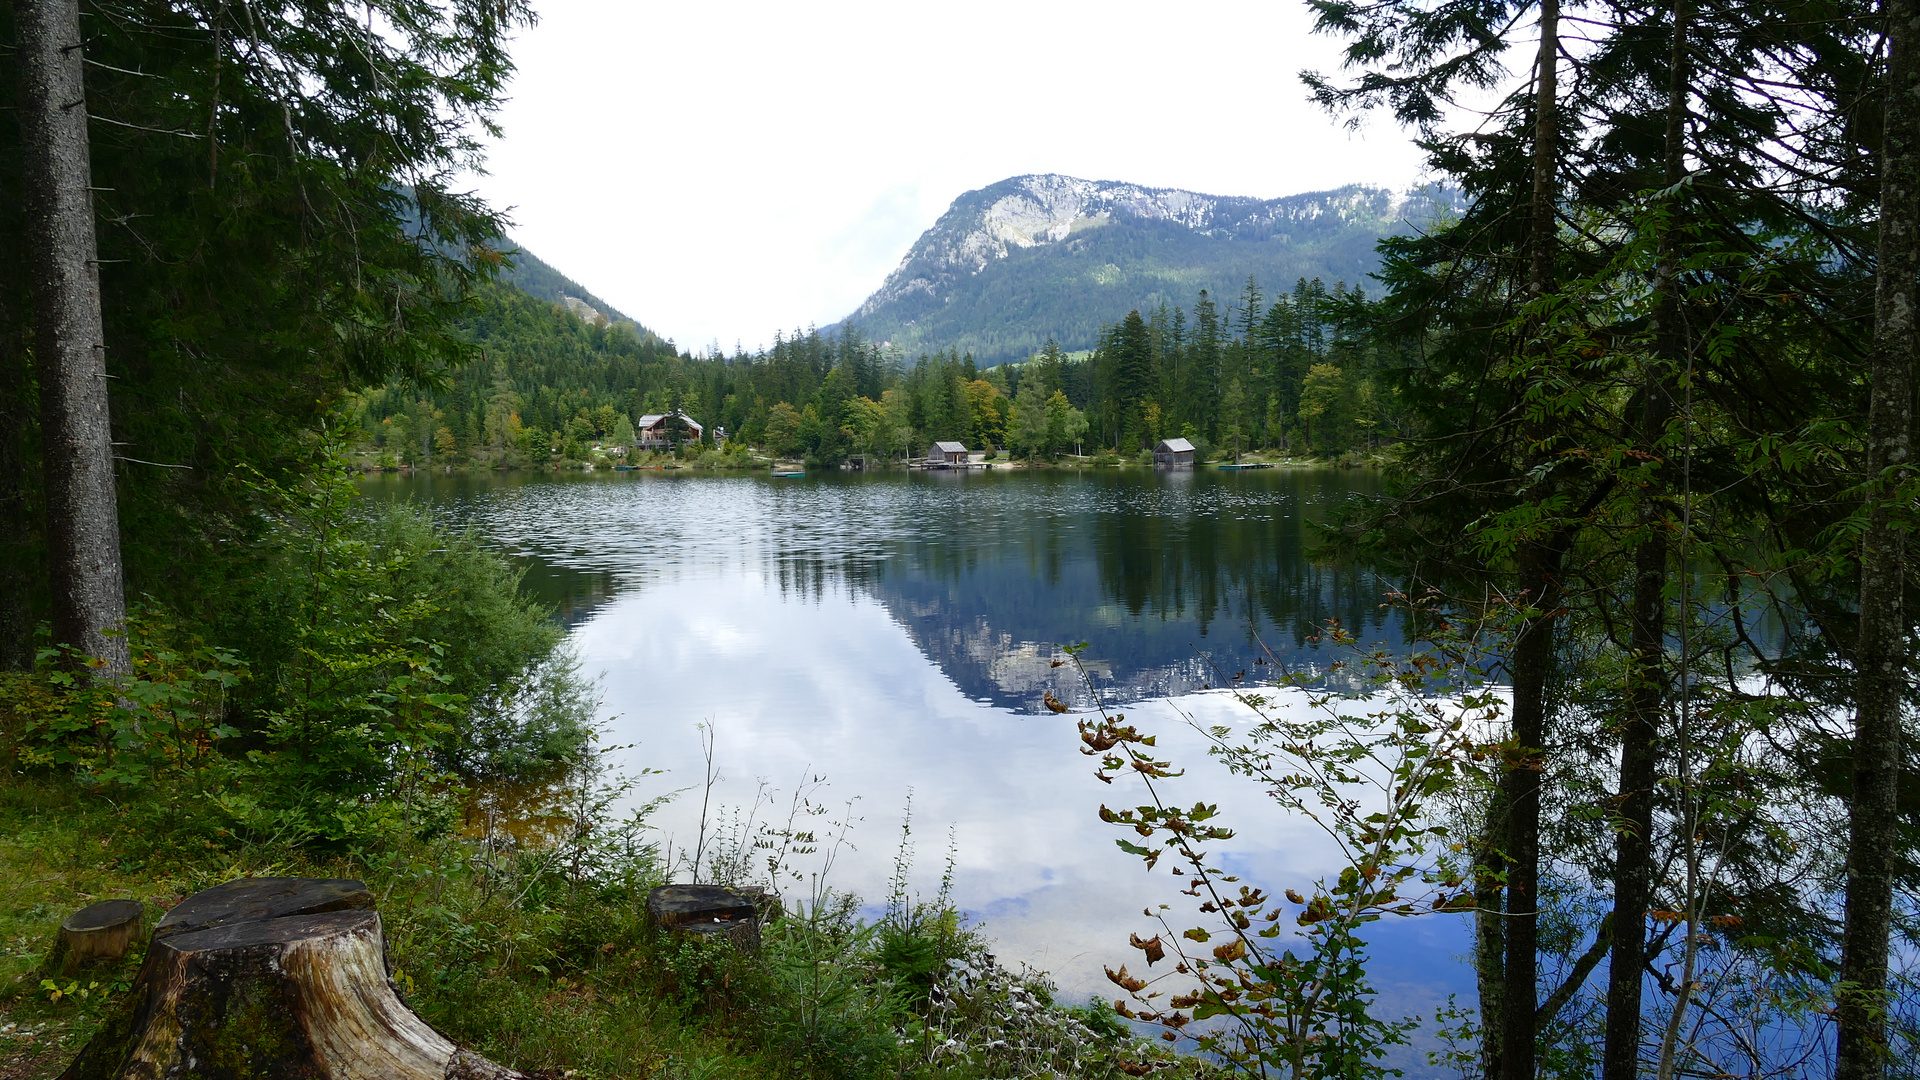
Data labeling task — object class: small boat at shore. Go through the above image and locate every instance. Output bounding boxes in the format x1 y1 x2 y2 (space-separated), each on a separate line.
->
771 470 805 478
1217 462 1275 471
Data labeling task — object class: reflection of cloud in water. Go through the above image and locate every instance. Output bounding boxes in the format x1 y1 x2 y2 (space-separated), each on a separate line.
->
577 574 1471 1026
361 469 1404 708
364 471 1470 1073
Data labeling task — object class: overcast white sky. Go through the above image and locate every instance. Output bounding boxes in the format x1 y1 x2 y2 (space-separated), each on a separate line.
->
471 0 1432 353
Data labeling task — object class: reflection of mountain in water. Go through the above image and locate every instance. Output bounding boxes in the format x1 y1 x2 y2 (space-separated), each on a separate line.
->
359 469 1404 711
766 470 1403 712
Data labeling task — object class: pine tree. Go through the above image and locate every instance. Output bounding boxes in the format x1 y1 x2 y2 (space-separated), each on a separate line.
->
1113 311 1154 450
1187 290 1221 437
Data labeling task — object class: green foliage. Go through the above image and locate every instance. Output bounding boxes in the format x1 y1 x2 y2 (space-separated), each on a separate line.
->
0 0 535 652
1046 276 1389 458
8 619 243 791
5 452 589 854
1066 625 1501 1080
761 897 910 1080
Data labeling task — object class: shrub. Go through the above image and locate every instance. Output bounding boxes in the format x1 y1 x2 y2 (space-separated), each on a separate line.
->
11 455 593 851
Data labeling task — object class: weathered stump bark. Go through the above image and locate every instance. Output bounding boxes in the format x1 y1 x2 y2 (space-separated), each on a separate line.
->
62 878 526 1080
153 876 373 940
53 900 144 975
647 885 761 950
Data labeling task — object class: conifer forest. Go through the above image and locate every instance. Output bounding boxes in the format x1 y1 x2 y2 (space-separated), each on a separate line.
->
5 1 1920 1079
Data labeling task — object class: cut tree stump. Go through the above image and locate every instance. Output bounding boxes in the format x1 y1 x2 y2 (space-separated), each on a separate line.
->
61 878 528 1080
53 900 144 975
647 885 761 950
153 876 373 940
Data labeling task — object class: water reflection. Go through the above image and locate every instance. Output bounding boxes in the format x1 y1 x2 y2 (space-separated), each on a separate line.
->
359 468 1402 708
358 469 1470 1070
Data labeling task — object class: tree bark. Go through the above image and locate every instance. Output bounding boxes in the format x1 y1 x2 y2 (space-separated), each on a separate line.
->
1837 0 1920 1075
53 900 144 976
15 0 129 677
1603 7 1688 1077
1500 545 1558 1080
648 884 763 950
1602 416 1667 1080
1473 794 1507 1080
1500 4 1560 1077
63 878 526 1080
0 281 37 672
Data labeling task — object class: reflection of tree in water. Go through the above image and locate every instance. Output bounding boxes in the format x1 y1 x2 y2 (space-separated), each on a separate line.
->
771 553 840 604
1088 480 1394 648
512 556 618 631
763 470 1404 713
373 468 1405 711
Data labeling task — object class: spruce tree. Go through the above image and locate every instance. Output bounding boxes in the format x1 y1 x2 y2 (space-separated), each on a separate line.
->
1113 310 1154 450
14 0 127 676
1188 290 1221 437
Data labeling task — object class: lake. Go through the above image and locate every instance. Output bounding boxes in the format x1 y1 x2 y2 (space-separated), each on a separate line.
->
359 467 1473 1047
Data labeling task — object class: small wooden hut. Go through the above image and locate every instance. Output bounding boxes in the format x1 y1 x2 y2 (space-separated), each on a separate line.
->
1154 437 1196 468
928 441 969 467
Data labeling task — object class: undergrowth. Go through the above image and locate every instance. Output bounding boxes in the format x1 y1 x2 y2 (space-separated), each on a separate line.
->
0 744 1198 1080
0 456 1199 1080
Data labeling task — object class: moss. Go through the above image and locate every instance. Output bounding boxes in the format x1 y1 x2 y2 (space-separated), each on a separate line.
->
185 975 312 1079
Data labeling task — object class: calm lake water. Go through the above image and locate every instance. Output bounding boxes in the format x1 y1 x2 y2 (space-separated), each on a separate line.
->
360 468 1473 1050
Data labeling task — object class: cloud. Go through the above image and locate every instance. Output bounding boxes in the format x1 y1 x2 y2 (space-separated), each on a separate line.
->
469 0 1428 351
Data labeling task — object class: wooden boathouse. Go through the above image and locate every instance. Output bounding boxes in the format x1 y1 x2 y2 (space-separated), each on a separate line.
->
927 441 969 467
1154 437 1196 468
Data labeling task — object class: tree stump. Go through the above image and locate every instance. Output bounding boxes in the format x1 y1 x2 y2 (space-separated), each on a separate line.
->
53 900 144 976
647 885 761 950
62 878 527 1080
153 876 373 940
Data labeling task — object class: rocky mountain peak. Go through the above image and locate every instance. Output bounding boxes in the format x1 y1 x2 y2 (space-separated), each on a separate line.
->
854 175 1441 323
833 173 1457 365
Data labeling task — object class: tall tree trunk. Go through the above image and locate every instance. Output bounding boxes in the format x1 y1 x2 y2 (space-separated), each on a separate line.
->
1602 409 1669 1079
0 277 38 672
1837 1 1919 1075
1602 7 1689 1076
1500 4 1560 1078
1474 792 1507 1080
15 0 128 676
1500 547 1558 1080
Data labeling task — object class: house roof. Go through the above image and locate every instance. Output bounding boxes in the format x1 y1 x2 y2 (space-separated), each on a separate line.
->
932 441 968 453
1157 438 1196 452
636 412 703 433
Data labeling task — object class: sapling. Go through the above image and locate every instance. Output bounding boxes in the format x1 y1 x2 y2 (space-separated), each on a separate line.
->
1063 622 1501 1080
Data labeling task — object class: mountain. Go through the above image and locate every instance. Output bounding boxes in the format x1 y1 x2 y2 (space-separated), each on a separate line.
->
497 242 659 342
834 174 1459 365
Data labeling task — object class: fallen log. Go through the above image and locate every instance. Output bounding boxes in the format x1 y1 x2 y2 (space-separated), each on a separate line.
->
62 878 527 1080
52 900 144 976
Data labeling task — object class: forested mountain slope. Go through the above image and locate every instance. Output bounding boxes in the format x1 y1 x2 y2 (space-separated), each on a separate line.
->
833 174 1459 364
497 242 657 341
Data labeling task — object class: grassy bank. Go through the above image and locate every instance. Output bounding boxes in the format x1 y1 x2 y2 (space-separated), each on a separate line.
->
0 770 1191 1080
0 454 1199 1080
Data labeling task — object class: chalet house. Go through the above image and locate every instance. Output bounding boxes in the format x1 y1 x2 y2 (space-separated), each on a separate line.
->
928 441 968 466
1154 438 1196 468
636 411 704 449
